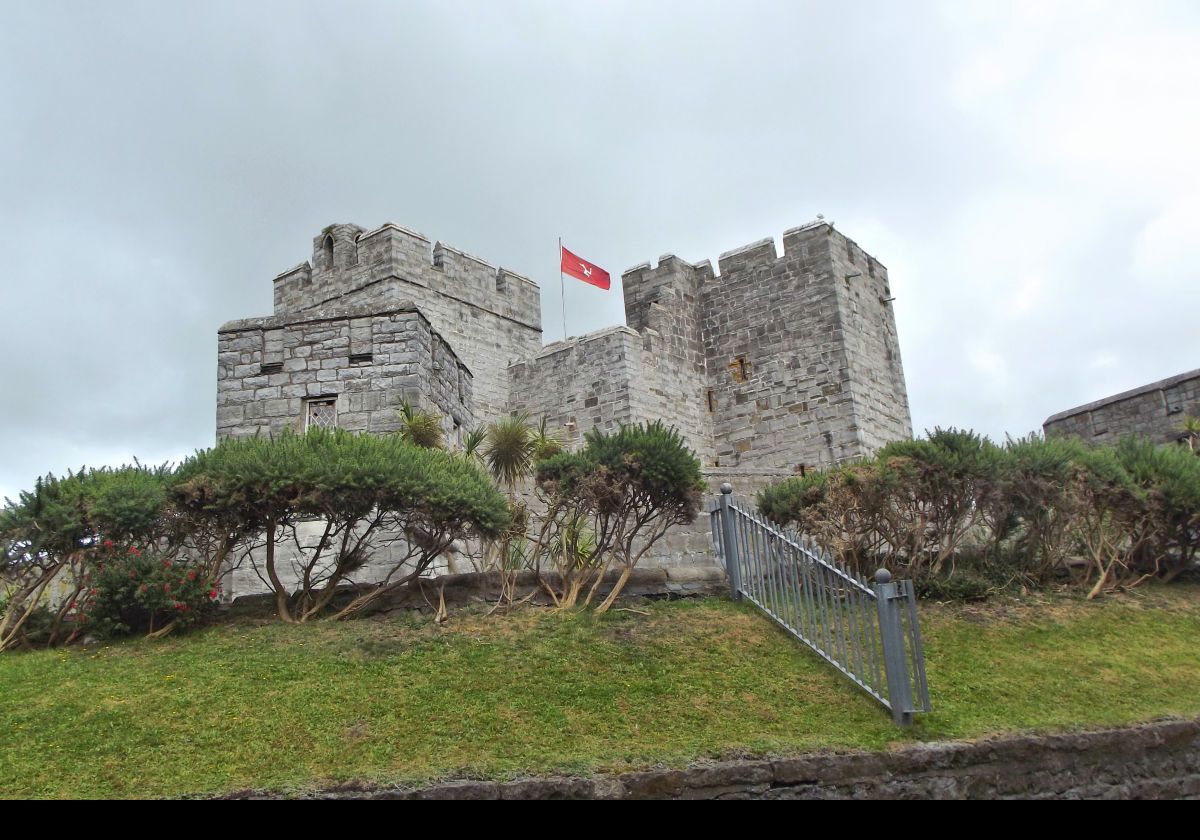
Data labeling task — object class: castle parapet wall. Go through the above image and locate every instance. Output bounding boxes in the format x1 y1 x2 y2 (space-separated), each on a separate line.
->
1044 369 1200 446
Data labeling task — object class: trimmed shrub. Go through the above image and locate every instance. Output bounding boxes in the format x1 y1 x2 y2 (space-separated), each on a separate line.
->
82 543 218 638
757 430 1200 600
1 464 173 650
536 421 704 612
172 428 511 622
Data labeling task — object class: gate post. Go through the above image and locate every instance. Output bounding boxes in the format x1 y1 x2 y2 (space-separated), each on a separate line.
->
719 483 742 601
874 569 914 727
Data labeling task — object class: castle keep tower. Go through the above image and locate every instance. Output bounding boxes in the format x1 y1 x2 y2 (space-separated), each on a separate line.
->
508 221 912 472
269 222 542 427
215 218 912 570
218 218 910 475
218 223 543 443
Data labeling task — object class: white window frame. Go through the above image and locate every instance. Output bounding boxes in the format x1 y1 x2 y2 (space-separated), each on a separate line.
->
305 397 338 431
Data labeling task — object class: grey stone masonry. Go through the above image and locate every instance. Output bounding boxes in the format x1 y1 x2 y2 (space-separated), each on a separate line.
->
217 302 472 440
695 222 911 468
510 221 912 473
1044 368 1200 446
249 218 909 472
507 326 677 452
272 223 541 426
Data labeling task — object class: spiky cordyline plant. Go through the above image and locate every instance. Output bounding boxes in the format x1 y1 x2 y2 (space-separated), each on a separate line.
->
485 412 536 491
397 400 445 450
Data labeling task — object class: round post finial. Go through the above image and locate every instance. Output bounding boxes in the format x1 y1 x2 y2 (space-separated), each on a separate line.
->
874 568 892 584
720 482 733 495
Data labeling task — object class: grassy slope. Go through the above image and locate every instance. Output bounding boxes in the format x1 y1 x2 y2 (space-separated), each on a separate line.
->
2 584 1199 799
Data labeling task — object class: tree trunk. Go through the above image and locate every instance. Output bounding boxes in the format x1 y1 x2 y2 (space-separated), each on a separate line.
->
264 520 295 623
594 565 634 615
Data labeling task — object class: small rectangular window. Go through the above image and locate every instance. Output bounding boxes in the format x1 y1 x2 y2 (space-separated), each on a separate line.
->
260 362 283 375
306 398 337 431
349 353 373 365
706 389 716 413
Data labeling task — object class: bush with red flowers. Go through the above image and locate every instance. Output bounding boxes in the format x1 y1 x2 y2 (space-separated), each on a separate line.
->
81 541 218 638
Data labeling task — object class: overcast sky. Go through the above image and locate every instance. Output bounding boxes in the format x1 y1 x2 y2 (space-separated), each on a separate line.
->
2 0 1198 501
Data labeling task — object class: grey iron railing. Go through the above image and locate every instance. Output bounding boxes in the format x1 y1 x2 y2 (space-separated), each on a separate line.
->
709 483 930 726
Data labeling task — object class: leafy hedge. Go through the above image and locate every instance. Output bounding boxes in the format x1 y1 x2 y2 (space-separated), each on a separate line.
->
535 421 704 612
174 428 509 622
0 464 178 649
1 429 511 647
757 430 1200 599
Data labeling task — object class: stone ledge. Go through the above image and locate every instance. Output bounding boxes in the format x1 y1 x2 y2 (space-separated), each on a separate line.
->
220 717 1200 800
227 566 728 617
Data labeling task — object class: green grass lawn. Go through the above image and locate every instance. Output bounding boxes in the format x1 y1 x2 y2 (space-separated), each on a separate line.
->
2 584 1199 798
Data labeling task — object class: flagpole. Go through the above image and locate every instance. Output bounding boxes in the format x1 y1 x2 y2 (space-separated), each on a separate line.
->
559 236 567 341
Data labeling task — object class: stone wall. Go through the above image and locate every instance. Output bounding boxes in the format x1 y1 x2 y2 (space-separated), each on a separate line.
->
612 222 913 474
216 302 472 440
646 469 793 567
245 717 1200 799
221 519 453 604
506 326 683 451
245 219 911 470
695 222 911 470
1045 368 1200 446
826 227 913 451
216 219 914 595
271 223 541 426
623 255 716 462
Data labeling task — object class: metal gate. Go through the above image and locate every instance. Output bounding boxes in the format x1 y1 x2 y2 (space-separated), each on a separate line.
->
710 484 930 726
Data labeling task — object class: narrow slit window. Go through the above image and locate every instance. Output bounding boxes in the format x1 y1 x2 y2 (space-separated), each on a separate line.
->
349 353 373 365
706 389 717 413
260 361 283 375
730 356 749 383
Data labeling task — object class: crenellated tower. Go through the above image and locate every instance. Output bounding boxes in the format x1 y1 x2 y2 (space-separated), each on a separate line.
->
268 222 542 426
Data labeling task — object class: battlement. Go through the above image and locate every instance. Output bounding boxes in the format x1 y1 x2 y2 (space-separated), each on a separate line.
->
272 222 541 331
622 223 889 287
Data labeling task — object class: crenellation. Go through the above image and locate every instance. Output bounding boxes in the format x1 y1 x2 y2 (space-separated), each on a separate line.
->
716 236 779 275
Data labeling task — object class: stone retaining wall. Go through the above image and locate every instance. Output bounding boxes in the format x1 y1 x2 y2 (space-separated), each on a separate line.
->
229 717 1200 799
227 565 728 616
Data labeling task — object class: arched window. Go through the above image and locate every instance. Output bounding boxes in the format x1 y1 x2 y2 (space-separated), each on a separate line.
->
322 235 335 270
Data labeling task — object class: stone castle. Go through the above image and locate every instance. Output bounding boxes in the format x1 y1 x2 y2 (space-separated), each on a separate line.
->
216 219 912 569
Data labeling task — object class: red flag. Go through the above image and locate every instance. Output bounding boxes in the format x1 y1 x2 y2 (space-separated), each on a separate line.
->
560 245 610 290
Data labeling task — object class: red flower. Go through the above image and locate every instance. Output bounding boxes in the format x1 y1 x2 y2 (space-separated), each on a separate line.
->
163 583 171 593
102 539 114 549
187 570 197 581
129 546 141 556
209 589 218 600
